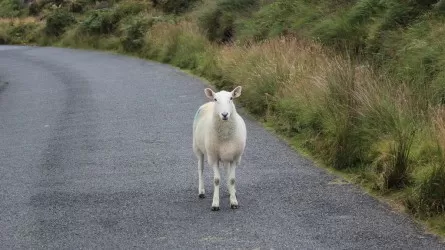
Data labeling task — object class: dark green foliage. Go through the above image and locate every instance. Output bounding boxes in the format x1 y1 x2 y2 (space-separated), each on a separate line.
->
434 0 445 12
28 2 40 16
81 9 117 34
81 1 148 35
120 15 152 52
68 0 88 13
345 0 384 25
198 7 233 43
113 1 149 18
39 0 65 8
377 0 433 30
1 22 42 44
0 0 22 17
0 34 7 44
311 0 384 51
198 0 257 43
152 0 198 14
236 0 440 54
237 0 320 43
45 10 76 36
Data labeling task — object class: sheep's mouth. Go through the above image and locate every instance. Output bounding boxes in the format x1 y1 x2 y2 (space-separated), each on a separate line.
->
222 117 229 121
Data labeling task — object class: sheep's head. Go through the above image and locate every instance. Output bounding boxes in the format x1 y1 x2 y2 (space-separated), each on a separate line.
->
204 86 242 121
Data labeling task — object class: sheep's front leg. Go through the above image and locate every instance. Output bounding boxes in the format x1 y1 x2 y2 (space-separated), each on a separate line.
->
210 159 220 211
197 153 205 198
228 162 238 209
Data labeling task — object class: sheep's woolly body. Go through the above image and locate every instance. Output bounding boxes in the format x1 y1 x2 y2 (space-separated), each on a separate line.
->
193 102 246 163
192 87 247 210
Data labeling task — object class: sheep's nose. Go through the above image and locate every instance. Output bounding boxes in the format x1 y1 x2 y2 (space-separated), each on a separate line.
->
222 112 228 118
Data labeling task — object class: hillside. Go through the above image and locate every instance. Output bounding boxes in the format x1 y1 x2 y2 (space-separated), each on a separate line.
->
1 0 445 236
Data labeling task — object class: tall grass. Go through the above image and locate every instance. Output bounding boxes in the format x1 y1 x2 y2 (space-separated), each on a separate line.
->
0 18 43 44
218 39 359 166
217 37 426 191
142 21 220 79
407 108 445 216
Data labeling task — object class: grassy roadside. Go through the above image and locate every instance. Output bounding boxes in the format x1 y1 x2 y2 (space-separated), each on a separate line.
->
1 0 445 238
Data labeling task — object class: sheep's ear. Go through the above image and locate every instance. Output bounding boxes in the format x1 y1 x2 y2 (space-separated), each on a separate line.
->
204 88 214 99
232 86 242 98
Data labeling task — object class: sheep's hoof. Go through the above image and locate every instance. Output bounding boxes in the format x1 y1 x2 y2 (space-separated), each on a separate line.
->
211 206 220 211
199 194 205 199
230 204 239 209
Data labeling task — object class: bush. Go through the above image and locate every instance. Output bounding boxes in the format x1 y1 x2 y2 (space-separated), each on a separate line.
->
0 24 10 44
81 2 149 35
236 0 321 43
81 9 117 34
0 0 22 18
152 0 198 14
198 0 257 43
45 10 76 36
28 2 41 16
311 0 384 51
68 0 88 13
120 14 152 52
2 22 42 44
113 1 150 18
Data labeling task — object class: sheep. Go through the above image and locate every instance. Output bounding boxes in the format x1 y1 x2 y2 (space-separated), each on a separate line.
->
192 86 247 211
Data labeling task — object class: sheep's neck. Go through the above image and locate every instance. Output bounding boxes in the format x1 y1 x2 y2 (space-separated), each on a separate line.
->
212 115 237 141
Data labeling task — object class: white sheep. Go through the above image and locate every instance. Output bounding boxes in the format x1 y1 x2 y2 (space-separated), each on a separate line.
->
192 86 247 211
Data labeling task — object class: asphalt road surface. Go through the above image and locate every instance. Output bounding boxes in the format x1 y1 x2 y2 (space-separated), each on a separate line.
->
0 46 443 249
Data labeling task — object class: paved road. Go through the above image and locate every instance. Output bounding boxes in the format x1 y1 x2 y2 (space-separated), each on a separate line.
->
0 46 443 249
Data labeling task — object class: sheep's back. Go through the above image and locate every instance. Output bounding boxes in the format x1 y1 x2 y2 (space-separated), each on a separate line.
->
193 102 214 153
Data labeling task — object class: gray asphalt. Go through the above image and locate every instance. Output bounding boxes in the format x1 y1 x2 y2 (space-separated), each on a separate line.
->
0 46 443 250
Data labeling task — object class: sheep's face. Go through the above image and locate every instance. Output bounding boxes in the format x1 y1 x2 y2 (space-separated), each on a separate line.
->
205 86 242 121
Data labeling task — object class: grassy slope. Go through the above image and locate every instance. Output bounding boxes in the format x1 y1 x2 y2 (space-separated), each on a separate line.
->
1 0 445 237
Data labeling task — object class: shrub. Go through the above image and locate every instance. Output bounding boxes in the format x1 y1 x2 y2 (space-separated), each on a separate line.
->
236 0 321 43
120 14 152 52
81 2 149 35
0 24 10 44
68 0 88 13
81 9 117 34
45 10 76 36
2 22 42 44
28 2 41 16
113 1 150 18
198 0 257 43
0 0 22 18
152 0 198 14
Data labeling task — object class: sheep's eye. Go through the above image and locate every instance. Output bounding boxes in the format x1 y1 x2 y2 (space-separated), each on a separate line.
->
214 98 217 102
230 97 233 100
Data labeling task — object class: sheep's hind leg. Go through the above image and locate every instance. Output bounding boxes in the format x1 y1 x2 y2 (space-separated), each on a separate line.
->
228 162 238 209
197 152 205 198
210 159 220 211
